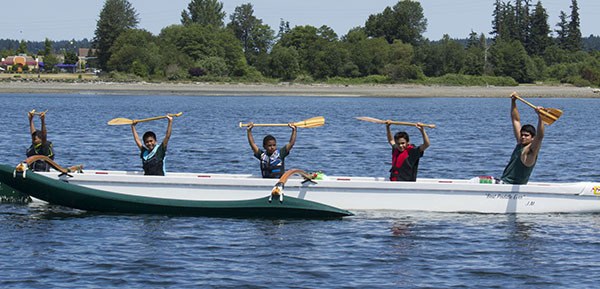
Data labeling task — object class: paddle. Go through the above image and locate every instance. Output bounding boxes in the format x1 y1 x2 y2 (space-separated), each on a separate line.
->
107 112 183 126
239 116 325 129
356 116 436 128
511 92 563 125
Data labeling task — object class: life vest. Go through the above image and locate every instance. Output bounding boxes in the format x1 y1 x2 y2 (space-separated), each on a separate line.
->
26 141 54 172
260 149 285 178
390 144 419 182
141 144 165 176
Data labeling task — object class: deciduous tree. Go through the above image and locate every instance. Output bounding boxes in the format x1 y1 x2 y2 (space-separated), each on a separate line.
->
364 0 427 46
227 3 274 66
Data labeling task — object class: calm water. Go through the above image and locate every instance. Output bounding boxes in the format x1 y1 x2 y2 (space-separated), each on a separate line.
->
1 93 600 288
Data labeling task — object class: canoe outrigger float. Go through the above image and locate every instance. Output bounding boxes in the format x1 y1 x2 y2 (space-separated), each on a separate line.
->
0 157 351 218
3 156 600 216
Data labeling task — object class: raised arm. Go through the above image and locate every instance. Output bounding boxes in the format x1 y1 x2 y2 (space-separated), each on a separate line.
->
247 123 260 154
510 93 522 143
28 111 36 142
284 123 297 152
416 123 430 152
161 115 174 149
528 107 546 156
386 121 395 146
40 111 48 144
131 121 143 150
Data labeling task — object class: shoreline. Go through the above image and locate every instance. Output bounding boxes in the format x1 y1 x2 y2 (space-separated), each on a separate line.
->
1 81 599 98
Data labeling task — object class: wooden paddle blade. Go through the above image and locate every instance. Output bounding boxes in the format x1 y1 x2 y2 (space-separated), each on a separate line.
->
512 92 563 125
107 117 134 125
355 116 386 124
539 108 563 125
294 116 325 128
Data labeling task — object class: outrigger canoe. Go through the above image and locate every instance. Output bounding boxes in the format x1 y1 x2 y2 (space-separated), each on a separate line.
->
3 156 600 215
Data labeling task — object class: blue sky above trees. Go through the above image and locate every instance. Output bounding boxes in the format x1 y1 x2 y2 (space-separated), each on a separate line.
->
3 0 599 41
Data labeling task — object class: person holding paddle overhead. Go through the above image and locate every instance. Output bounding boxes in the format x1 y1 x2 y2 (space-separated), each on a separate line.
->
386 121 430 182
26 110 54 172
130 115 173 176
246 122 297 178
500 93 548 184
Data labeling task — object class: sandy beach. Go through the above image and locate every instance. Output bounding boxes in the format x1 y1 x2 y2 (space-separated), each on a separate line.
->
1 80 598 98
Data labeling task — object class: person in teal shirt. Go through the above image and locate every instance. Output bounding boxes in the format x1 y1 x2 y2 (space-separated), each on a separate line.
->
131 115 173 176
500 94 547 184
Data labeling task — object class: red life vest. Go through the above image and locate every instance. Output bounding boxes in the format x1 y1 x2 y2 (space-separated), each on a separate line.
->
390 144 415 181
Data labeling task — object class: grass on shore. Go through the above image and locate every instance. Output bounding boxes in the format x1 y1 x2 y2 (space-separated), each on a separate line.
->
0 73 98 81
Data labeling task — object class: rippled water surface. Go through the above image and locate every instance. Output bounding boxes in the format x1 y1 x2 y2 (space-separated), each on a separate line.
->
1 93 600 288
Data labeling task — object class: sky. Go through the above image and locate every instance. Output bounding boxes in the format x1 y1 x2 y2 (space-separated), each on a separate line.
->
2 0 599 42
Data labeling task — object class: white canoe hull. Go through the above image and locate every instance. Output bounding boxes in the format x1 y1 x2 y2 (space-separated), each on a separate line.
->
31 169 600 214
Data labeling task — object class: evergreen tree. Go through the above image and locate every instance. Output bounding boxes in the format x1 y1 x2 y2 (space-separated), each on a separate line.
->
566 0 582 51
555 11 569 50
17 40 27 54
93 0 139 70
491 0 503 40
528 0 551 55
181 0 225 27
277 18 291 40
43 38 52 56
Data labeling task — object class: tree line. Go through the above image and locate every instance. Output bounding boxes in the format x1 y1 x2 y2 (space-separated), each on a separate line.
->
2 0 599 87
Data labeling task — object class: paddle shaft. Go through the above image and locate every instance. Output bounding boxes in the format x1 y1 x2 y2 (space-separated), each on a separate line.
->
240 123 292 127
512 93 538 110
136 114 179 123
239 116 325 128
512 93 559 122
388 121 436 129
356 117 436 128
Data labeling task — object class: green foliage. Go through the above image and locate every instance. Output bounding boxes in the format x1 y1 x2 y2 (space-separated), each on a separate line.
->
108 70 144 81
278 25 339 76
528 1 552 55
489 39 535 83
43 38 53 56
345 36 391 76
63 51 78 64
266 45 300 80
158 24 247 77
93 0 139 70
566 0 582 52
365 0 427 45
130 60 149 77
421 74 518 86
312 42 350 79
181 0 225 27
227 3 274 66
108 29 160 77
417 37 465 77
385 63 425 81
293 74 314 84
196 56 228 76
326 75 391 85
17 40 27 54
42 54 59 72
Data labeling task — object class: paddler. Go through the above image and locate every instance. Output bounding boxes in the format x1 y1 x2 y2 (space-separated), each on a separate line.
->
386 121 430 181
500 94 546 184
246 122 297 178
131 114 173 176
26 110 54 171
